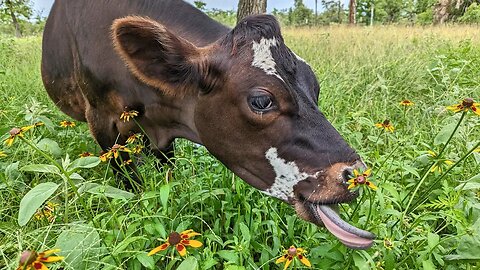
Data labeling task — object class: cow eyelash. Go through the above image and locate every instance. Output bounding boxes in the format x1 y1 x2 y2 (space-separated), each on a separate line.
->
248 93 275 113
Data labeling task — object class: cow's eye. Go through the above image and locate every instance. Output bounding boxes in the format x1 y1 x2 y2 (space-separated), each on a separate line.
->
248 93 275 113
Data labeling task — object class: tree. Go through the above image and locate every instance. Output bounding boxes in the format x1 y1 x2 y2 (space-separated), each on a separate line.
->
349 0 357 24
0 0 32 37
193 1 207 11
321 0 344 23
289 0 314 25
236 0 267 23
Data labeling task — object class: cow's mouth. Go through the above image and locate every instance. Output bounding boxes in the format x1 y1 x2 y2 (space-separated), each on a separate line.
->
304 201 376 249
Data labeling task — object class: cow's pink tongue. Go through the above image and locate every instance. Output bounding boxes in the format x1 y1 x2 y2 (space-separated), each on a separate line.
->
316 205 375 249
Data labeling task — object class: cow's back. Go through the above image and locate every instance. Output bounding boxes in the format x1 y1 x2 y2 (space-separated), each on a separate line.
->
41 0 229 121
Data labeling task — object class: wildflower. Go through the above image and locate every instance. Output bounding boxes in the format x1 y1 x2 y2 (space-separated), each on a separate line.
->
132 145 144 154
17 249 63 270
120 159 132 167
148 229 202 257
383 238 394 250
126 133 143 144
79 152 93 157
446 98 480 116
120 110 139 122
375 119 394 132
276 246 311 269
474 147 480 153
347 169 377 190
0 151 6 158
399 100 414 106
60 120 76 128
4 125 37 147
99 144 131 162
427 151 454 173
34 202 59 222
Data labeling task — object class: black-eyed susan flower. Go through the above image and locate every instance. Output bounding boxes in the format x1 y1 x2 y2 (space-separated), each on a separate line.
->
0 151 6 158
383 238 394 250
375 119 394 132
99 144 131 162
4 125 37 147
276 246 311 269
126 133 143 144
148 230 202 257
59 120 76 128
120 159 132 167
446 98 480 116
427 151 454 173
399 100 414 106
79 152 93 157
120 110 139 122
34 202 59 222
132 145 144 154
17 249 63 270
347 169 377 190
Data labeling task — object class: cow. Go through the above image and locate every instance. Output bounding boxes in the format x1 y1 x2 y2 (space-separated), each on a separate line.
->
41 0 375 249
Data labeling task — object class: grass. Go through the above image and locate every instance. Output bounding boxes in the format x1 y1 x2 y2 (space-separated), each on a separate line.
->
0 25 479 270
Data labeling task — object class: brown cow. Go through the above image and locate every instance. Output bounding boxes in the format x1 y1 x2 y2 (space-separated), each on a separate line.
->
42 0 375 249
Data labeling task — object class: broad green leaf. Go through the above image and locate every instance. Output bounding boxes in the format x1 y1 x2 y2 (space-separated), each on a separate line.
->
112 236 147 256
36 138 62 157
79 183 134 200
422 259 436 270
21 164 60 175
352 252 369 270
18 182 59 226
427 233 439 250
55 224 101 269
136 253 155 269
217 250 239 264
159 184 170 209
445 218 480 261
434 122 456 145
69 156 101 171
239 222 251 244
177 256 199 270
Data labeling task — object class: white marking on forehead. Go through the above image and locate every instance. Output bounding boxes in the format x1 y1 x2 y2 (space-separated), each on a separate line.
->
263 147 316 201
251 37 284 82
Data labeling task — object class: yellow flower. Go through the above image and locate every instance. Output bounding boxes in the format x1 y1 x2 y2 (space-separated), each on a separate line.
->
120 159 132 167
148 229 203 257
446 98 480 116
132 145 144 154
99 144 131 162
34 202 59 222
0 151 6 158
399 100 414 106
17 249 63 270
120 110 139 122
474 147 480 153
383 238 394 250
79 152 93 157
59 120 76 128
276 246 311 269
4 124 39 147
126 133 143 144
427 151 454 173
347 169 377 190
375 119 394 132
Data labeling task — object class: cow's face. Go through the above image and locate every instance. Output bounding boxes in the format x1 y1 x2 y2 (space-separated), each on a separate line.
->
112 15 375 249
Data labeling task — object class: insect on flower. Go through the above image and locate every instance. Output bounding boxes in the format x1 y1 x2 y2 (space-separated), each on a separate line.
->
17 249 63 270
120 109 139 122
148 229 203 257
59 120 76 128
375 119 394 132
276 245 311 269
446 98 480 116
399 99 414 106
347 169 377 190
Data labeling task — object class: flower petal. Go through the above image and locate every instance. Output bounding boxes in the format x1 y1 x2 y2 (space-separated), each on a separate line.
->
298 254 311 267
472 105 480 116
184 239 203 248
148 243 169 256
347 182 356 190
363 169 372 177
446 104 462 112
181 229 201 238
39 255 63 263
284 256 293 269
276 254 288 264
32 262 48 270
176 244 187 256
41 249 61 256
366 181 378 190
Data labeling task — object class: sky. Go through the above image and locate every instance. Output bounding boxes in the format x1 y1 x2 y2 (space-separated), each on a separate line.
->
32 0 347 17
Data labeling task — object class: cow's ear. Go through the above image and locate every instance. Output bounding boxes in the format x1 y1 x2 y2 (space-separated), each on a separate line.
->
112 16 204 96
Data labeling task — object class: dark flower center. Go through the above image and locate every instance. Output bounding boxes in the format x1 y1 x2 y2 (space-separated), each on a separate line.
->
357 175 366 184
111 144 121 150
287 247 297 256
168 232 181 245
462 98 474 108
19 250 37 265
383 120 390 126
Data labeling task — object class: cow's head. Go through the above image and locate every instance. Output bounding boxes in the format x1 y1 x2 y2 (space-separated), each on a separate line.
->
112 14 375 249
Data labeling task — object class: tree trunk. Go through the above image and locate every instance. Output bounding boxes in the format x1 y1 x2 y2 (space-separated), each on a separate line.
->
5 0 22 37
433 0 450 24
348 0 356 24
237 0 267 23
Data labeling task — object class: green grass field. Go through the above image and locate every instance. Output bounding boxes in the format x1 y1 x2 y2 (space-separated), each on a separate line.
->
1 26 479 270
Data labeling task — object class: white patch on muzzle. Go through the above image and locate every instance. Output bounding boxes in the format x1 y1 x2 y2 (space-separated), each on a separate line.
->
251 38 284 82
264 147 315 201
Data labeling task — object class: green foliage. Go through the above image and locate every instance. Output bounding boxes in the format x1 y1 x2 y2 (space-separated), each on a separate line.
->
459 3 480 23
288 0 314 26
1 27 480 270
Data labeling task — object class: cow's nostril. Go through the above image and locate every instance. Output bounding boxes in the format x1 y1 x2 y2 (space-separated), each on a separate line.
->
342 167 355 183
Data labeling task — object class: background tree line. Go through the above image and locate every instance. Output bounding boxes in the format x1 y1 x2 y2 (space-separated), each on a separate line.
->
1 0 480 36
